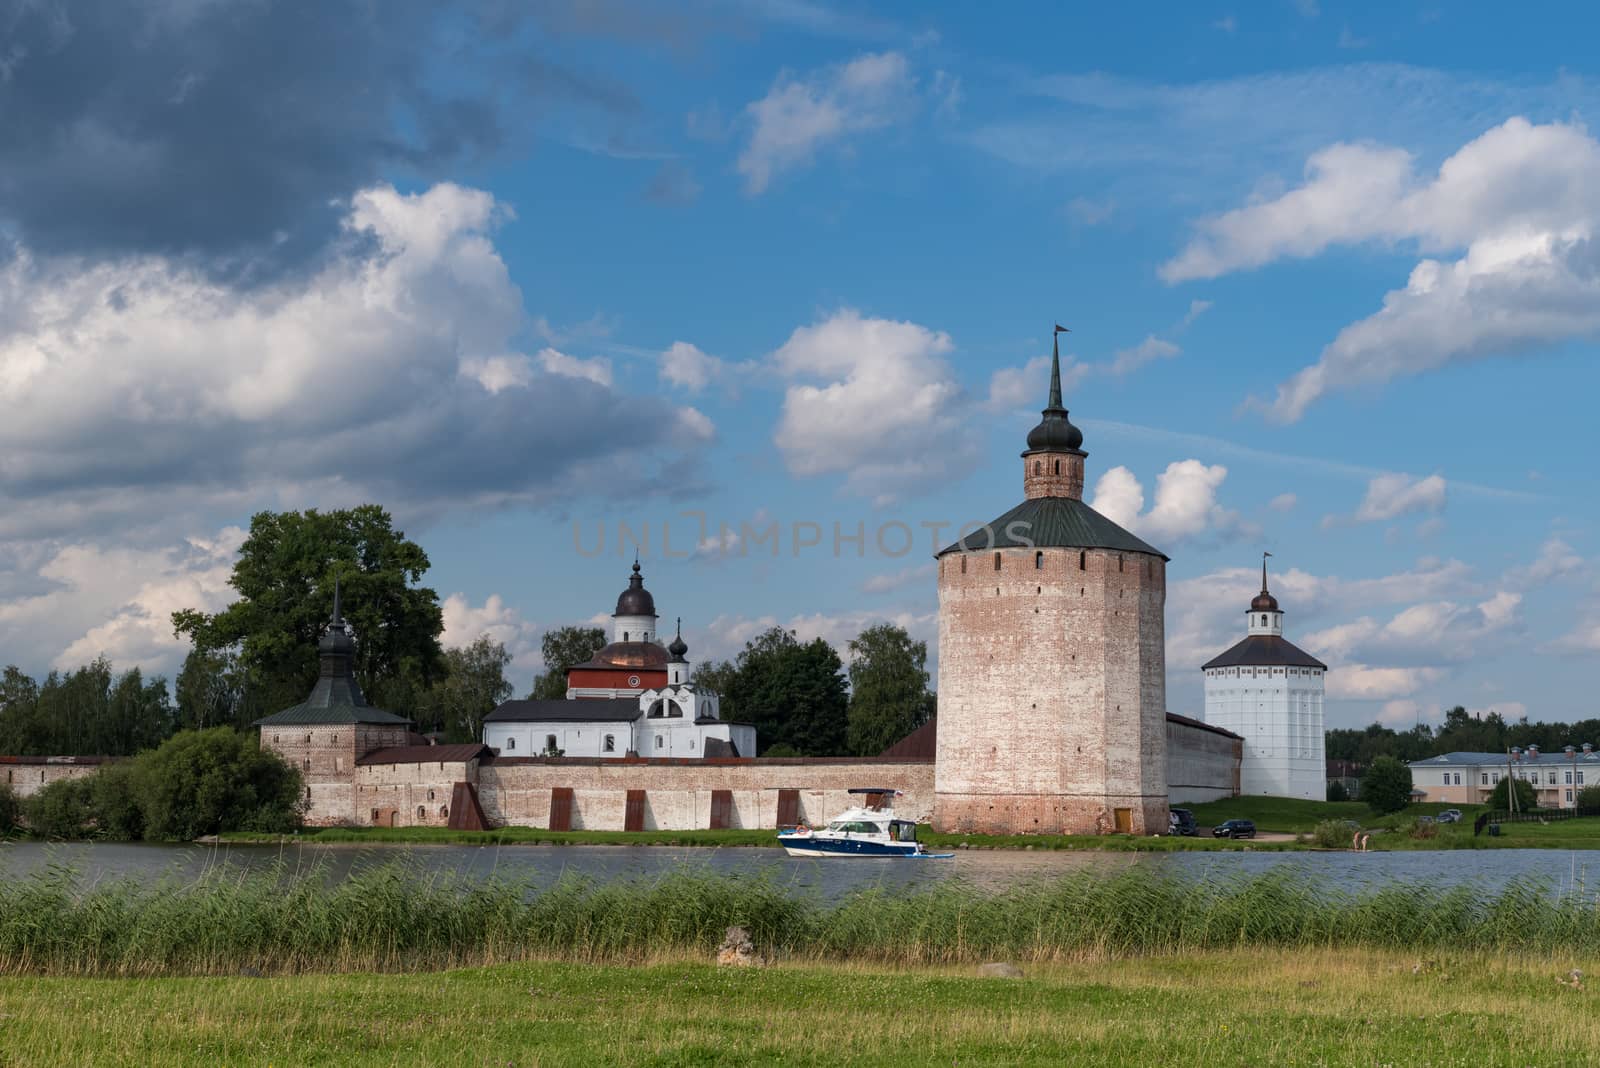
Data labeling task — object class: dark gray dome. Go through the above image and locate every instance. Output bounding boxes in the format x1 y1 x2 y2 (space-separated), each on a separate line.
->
667 618 688 660
614 561 656 617
1026 409 1083 451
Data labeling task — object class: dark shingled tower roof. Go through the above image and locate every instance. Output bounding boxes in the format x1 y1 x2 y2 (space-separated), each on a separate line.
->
1203 561 1326 671
255 580 411 727
939 326 1167 560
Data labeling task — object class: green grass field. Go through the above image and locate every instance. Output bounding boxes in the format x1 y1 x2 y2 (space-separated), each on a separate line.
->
2 950 1595 1066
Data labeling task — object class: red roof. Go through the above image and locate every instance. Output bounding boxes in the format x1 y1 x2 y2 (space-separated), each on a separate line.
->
356 743 493 766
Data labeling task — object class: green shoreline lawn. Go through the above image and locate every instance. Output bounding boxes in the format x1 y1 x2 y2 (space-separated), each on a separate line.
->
2 950 1596 1067
210 797 1600 851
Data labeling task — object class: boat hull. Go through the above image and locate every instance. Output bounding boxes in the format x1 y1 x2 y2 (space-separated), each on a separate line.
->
777 833 923 858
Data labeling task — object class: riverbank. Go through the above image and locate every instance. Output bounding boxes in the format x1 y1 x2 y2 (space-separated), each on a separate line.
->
214 825 1305 851
6 861 1599 978
3 949 1594 1066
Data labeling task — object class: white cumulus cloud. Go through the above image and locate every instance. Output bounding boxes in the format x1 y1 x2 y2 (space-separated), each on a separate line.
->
771 309 969 501
1162 118 1600 421
1353 473 1448 522
1089 460 1247 545
738 51 917 194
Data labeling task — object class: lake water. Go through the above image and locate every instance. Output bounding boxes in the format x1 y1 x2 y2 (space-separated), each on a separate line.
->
5 841 1600 901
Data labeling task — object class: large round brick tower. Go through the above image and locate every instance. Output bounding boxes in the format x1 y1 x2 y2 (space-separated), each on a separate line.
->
933 327 1169 835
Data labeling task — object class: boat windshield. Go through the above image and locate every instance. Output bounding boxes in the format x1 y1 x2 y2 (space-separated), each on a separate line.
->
891 822 918 843
827 821 886 835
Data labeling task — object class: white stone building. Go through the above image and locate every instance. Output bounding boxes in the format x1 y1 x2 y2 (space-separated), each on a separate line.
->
1202 558 1327 800
483 567 756 760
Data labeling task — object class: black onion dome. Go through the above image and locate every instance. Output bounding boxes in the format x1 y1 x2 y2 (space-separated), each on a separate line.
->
614 561 657 617
1024 330 1085 454
667 618 688 661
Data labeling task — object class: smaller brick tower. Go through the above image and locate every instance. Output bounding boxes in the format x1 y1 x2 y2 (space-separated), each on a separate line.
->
934 327 1170 835
256 581 412 825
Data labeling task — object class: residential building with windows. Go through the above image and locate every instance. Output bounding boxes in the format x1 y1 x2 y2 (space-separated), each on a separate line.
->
1408 744 1600 809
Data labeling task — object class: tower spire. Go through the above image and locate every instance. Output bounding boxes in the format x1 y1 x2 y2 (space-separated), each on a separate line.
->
1048 324 1067 410
1262 551 1272 594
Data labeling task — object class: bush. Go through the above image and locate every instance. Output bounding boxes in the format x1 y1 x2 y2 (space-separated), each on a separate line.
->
130 728 303 841
1577 784 1600 810
1326 780 1348 803
22 777 94 838
1406 817 1439 840
89 763 144 840
0 783 18 835
1488 776 1537 812
1310 819 1350 849
1361 756 1413 814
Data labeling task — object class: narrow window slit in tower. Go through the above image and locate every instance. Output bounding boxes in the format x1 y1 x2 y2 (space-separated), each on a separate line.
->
1035 551 1043 570
993 552 1001 571
1078 551 1086 570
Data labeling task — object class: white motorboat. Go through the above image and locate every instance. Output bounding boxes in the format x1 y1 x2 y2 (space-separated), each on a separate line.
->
776 789 952 858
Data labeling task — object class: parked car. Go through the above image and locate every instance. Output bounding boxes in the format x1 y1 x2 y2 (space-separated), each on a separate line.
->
1435 809 1463 824
1213 818 1256 839
1168 808 1199 836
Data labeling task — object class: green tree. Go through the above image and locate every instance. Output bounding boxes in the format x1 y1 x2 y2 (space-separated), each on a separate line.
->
87 762 145 840
424 636 513 741
529 626 606 699
176 648 260 732
173 505 445 714
1489 776 1538 812
0 782 18 835
725 627 848 756
846 624 931 756
1578 783 1600 810
1361 755 1414 814
0 666 41 754
690 659 738 705
130 728 303 840
22 777 94 838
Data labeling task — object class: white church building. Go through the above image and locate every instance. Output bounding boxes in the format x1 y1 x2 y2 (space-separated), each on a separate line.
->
482 564 756 759
1202 557 1327 800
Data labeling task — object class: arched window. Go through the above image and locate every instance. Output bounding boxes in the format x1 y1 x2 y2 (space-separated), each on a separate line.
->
417 806 426 819
440 806 449 819
427 790 435 801
1261 614 1268 626
302 758 311 771
1034 460 1040 474
1035 551 1043 570
993 552 1001 571
272 734 280 743
506 737 515 750
545 734 557 751
655 736 664 750
623 631 629 641
1054 459 1060 475
603 735 616 752
1078 551 1086 570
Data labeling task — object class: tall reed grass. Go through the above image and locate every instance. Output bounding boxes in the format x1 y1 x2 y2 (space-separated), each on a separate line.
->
1 859 1594 977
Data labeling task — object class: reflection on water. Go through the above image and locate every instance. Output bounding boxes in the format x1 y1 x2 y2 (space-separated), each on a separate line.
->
2 841 1598 900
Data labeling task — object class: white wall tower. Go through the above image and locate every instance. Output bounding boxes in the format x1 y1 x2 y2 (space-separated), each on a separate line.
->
1201 555 1327 800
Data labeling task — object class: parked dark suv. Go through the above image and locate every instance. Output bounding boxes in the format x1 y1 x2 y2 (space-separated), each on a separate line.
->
1213 818 1256 839
1168 808 1199 836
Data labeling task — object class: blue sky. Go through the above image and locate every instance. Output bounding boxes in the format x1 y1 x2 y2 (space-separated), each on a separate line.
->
0 1 1596 731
